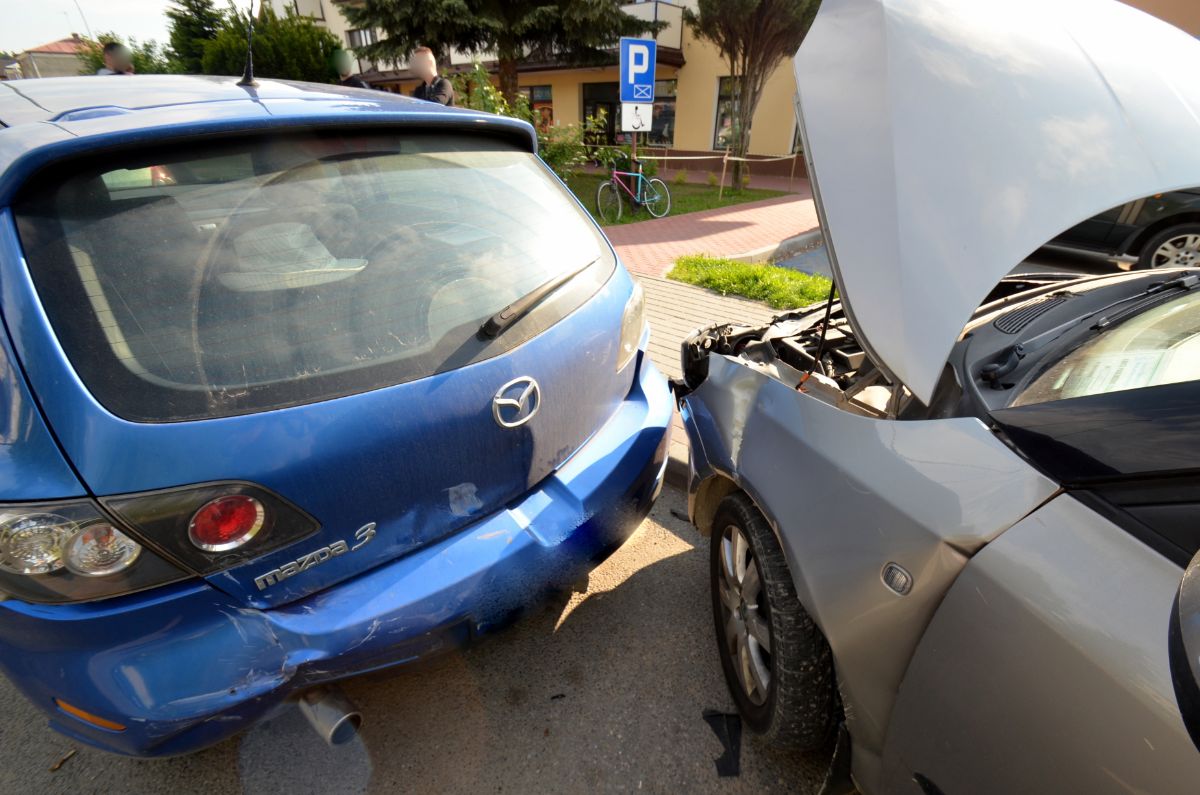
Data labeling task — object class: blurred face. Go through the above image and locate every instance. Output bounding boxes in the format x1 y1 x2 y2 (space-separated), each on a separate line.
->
106 46 133 73
334 50 353 77
412 50 437 82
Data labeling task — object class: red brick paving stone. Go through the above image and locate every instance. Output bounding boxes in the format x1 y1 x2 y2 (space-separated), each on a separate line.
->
606 185 820 277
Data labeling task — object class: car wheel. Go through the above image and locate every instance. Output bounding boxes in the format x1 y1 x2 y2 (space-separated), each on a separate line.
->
1138 223 1200 269
711 493 836 750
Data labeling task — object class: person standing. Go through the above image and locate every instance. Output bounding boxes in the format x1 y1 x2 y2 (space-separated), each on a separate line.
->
96 42 134 75
410 47 454 106
333 50 370 89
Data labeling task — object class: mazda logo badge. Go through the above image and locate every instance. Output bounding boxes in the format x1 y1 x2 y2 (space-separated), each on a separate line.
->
492 377 541 428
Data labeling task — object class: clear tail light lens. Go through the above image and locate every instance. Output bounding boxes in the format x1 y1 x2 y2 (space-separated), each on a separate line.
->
0 513 75 574
617 281 646 372
64 523 141 577
0 502 186 604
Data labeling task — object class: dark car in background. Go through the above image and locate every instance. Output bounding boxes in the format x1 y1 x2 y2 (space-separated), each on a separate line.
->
1053 187 1200 268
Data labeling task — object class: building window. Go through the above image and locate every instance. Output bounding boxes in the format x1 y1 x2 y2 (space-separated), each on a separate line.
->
346 29 378 50
583 82 620 145
646 80 677 147
713 76 741 151
292 0 325 21
520 85 554 131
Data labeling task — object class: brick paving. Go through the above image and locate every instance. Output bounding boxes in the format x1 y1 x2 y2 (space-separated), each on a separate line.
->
607 179 819 278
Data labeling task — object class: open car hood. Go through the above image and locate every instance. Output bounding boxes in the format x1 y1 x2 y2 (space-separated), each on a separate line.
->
794 0 1200 404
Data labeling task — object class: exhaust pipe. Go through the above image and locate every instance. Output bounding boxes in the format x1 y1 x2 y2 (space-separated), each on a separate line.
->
298 685 362 746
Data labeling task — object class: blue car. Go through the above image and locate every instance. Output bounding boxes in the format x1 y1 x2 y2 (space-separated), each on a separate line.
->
0 76 671 756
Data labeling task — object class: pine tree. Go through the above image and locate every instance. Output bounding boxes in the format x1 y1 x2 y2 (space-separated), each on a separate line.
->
341 0 662 101
166 0 224 74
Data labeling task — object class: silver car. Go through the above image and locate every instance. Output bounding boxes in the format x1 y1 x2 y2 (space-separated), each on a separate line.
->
676 0 1200 792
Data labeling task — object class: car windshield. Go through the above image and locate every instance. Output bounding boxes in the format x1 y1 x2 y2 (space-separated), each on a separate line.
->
14 131 610 421
1013 289 1200 406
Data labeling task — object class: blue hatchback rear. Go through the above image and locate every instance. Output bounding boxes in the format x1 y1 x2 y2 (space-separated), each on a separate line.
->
0 76 671 755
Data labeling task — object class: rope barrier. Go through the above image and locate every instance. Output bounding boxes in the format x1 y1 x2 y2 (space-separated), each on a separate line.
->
582 144 799 164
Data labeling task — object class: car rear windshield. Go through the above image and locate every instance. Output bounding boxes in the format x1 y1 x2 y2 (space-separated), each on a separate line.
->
1013 289 1200 406
14 130 612 421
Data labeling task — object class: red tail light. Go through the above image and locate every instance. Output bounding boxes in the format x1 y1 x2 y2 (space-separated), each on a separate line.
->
188 495 266 551
102 482 319 576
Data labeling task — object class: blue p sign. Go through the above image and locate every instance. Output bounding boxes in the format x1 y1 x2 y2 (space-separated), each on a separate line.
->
620 37 657 104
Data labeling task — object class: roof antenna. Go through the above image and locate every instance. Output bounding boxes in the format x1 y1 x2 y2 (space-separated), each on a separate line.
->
237 0 258 87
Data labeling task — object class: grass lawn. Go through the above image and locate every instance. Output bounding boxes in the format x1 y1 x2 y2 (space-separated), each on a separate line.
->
564 173 787 227
668 254 833 310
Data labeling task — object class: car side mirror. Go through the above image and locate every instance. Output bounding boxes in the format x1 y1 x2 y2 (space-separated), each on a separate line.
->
1170 550 1200 753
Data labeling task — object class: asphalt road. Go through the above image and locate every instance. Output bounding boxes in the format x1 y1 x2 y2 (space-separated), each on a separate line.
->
0 487 830 794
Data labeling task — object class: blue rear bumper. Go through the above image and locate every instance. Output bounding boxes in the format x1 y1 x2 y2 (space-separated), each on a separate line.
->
0 353 671 757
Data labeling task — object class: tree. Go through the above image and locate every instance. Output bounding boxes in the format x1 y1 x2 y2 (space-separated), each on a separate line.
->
201 6 341 83
342 0 662 101
166 0 224 73
77 34 172 75
686 0 819 190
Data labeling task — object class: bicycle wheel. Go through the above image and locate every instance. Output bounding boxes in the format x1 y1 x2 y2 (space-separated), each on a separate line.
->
644 178 672 218
596 180 623 224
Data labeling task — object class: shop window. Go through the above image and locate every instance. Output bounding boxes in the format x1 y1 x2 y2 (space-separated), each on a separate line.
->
713 76 741 151
520 85 555 131
646 80 677 147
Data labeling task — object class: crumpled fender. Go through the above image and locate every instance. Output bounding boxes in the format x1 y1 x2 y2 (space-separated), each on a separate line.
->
680 354 1057 785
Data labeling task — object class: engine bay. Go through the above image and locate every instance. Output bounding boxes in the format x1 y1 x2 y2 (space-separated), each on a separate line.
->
680 301 907 419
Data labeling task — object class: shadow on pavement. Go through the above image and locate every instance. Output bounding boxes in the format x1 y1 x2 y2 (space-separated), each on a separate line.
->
0 489 829 794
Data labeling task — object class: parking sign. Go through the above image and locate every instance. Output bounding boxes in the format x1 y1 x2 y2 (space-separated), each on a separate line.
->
619 37 657 104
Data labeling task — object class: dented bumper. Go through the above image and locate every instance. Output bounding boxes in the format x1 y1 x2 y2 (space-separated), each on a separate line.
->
0 353 672 757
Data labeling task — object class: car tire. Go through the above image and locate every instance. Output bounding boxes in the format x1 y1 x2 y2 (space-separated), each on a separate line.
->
710 493 836 750
1137 223 1200 269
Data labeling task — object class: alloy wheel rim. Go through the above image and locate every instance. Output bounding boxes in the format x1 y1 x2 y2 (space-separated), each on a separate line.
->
718 524 772 705
1152 234 1200 268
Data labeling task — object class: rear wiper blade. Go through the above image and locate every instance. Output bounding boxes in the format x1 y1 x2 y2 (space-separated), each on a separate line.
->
479 258 598 339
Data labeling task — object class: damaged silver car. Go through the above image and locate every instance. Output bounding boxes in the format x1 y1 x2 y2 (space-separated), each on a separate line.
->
676 0 1200 792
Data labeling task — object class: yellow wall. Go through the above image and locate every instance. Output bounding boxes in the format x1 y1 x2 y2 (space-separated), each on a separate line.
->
671 27 796 156
516 28 797 156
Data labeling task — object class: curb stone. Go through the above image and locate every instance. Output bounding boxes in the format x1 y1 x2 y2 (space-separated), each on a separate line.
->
727 227 824 265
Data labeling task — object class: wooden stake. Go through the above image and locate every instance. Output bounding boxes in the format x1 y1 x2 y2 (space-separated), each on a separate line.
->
719 149 729 200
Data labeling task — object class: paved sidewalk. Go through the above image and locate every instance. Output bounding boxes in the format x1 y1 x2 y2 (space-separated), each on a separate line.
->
639 275 777 478
607 180 819 278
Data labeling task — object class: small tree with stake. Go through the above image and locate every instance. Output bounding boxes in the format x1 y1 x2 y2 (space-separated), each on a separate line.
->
685 0 820 191
342 0 662 103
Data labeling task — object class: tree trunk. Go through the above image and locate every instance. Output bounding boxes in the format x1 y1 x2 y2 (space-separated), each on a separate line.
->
497 55 519 104
730 74 755 192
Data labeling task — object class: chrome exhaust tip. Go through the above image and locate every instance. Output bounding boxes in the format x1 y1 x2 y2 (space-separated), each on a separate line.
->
298 685 362 746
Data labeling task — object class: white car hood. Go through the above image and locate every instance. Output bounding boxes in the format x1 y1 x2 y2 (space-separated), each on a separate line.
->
794 0 1200 404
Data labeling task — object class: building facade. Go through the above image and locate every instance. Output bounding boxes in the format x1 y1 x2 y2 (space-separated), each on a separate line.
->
282 0 1200 171
11 35 89 79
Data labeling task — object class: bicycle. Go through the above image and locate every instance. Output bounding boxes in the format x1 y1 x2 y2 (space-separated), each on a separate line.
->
596 159 671 223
